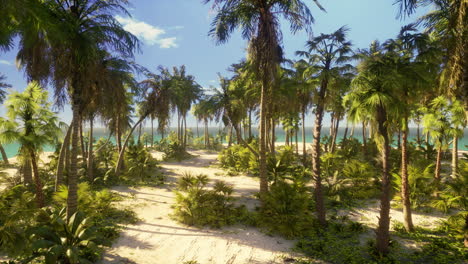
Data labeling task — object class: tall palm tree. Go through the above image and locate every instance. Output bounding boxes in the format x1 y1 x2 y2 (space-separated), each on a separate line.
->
296 26 354 226
205 0 322 195
384 24 438 232
16 0 139 219
0 82 61 207
348 41 401 255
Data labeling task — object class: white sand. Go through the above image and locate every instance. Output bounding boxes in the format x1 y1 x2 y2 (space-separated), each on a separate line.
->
101 149 297 264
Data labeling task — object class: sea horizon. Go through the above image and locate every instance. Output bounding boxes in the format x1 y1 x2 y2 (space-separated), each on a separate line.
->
2 127 467 158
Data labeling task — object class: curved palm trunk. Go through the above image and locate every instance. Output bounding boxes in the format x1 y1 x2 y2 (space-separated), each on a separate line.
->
416 123 421 145
0 144 9 164
67 106 80 219
401 116 414 232
376 104 391 255
115 116 146 176
87 117 94 181
312 79 328 226
451 136 458 177
183 115 188 149
30 150 44 207
295 129 299 154
138 123 142 144
285 129 290 146
56 122 73 191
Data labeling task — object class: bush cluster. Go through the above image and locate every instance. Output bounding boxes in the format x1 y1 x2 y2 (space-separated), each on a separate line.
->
172 173 244 228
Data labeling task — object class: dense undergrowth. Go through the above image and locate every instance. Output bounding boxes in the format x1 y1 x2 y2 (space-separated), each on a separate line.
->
210 138 468 264
0 138 163 263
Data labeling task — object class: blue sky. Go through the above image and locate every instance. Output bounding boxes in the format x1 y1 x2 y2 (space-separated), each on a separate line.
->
0 0 428 128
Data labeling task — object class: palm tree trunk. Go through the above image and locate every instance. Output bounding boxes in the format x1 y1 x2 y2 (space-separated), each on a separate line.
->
116 116 122 153
56 122 73 191
302 110 306 162
248 109 252 140
451 136 458 177
285 129 289 146
115 116 146 176
401 116 414 232
196 120 199 138
295 129 299 154
259 81 268 196
362 122 367 156
151 118 154 147
228 125 233 147
183 115 187 148
87 117 94 181
0 144 9 164
67 106 80 220
435 144 442 194
376 105 391 255
350 124 355 137
30 150 44 208
343 123 349 141
80 119 87 165
271 119 275 153
22 160 33 185
416 123 421 145
331 118 340 153
312 79 327 226
138 123 142 144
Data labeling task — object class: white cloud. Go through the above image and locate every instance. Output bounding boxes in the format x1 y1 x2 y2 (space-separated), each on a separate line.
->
115 15 179 48
0 60 12 66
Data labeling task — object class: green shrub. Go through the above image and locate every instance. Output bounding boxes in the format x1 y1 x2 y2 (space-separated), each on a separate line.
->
0 186 37 257
218 143 257 173
24 209 101 264
163 141 192 161
124 141 163 183
257 177 313 238
295 218 369 264
173 173 242 228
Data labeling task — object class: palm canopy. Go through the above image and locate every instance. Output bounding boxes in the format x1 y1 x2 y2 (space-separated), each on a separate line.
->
346 41 403 138
296 26 354 98
0 82 62 154
205 0 323 43
16 0 140 108
421 96 466 147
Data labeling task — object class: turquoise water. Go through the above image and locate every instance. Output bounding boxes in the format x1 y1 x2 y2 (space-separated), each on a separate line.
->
2 127 467 158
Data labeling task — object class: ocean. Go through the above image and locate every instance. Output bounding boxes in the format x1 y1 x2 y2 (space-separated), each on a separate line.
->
2 127 467 158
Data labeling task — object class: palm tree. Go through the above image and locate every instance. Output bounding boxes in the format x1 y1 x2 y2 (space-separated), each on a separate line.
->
296 26 353 226
205 0 322 196
422 96 465 188
115 67 173 176
399 0 468 113
16 0 139 219
171 65 202 149
384 24 438 232
348 41 401 255
0 74 11 164
0 82 61 207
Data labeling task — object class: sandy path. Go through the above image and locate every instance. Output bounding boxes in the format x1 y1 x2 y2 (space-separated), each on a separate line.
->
101 150 296 264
